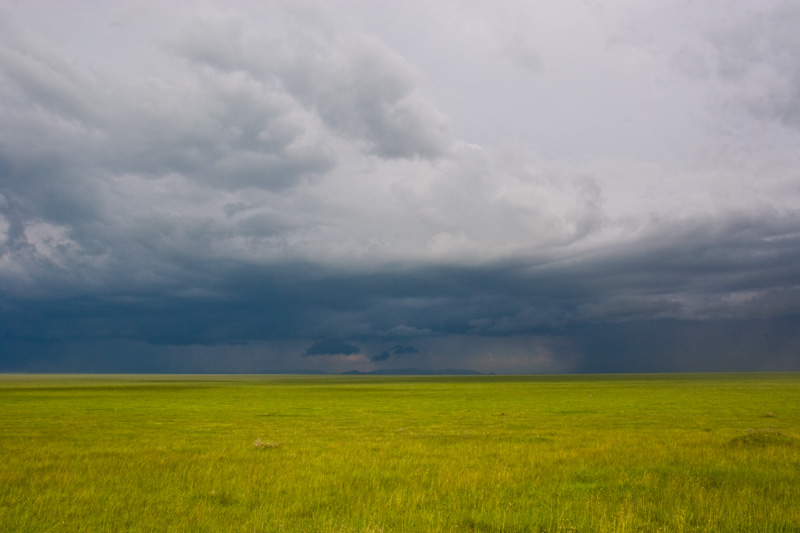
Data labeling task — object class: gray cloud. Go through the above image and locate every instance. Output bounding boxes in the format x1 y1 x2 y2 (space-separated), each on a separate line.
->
286 38 452 159
502 32 543 73
1 1 799 374
707 2 800 129
170 9 452 160
0 13 334 195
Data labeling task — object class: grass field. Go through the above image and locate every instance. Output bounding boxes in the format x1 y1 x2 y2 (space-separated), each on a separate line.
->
1 373 799 532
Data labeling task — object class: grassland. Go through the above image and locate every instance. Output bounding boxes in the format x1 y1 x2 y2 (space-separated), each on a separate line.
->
1 373 799 532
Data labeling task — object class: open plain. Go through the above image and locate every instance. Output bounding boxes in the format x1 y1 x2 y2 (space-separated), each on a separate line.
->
1 373 799 532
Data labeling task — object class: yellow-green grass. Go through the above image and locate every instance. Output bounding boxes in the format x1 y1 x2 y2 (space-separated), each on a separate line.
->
1 373 799 532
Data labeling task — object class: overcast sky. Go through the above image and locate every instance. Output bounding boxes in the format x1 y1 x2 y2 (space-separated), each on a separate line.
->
2 0 799 373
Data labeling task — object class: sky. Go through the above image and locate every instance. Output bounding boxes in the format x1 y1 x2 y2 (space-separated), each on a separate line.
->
1 0 799 374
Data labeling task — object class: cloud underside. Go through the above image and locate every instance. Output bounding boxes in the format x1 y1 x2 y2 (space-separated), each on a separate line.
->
1 2 800 372
304 340 360 356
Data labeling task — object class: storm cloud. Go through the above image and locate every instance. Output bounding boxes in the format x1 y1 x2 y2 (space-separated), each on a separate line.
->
372 345 419 362
1 1 799 374
305 340 361 357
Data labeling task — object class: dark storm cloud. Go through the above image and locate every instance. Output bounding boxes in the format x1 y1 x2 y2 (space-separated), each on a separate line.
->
1 1 799 374
2 212 800 372
3 206 798 347
371 345 419 362
371 351 391 362
304 340 360 357
392 345 419 355
567 314 800 373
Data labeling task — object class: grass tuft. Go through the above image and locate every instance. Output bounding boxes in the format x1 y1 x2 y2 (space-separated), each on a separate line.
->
253 438 280 449
728 427 796 447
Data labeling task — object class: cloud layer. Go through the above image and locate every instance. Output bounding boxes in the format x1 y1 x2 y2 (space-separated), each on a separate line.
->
1 0 799 373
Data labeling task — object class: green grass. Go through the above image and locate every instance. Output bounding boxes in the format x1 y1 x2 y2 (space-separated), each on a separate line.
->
1 373 799 532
